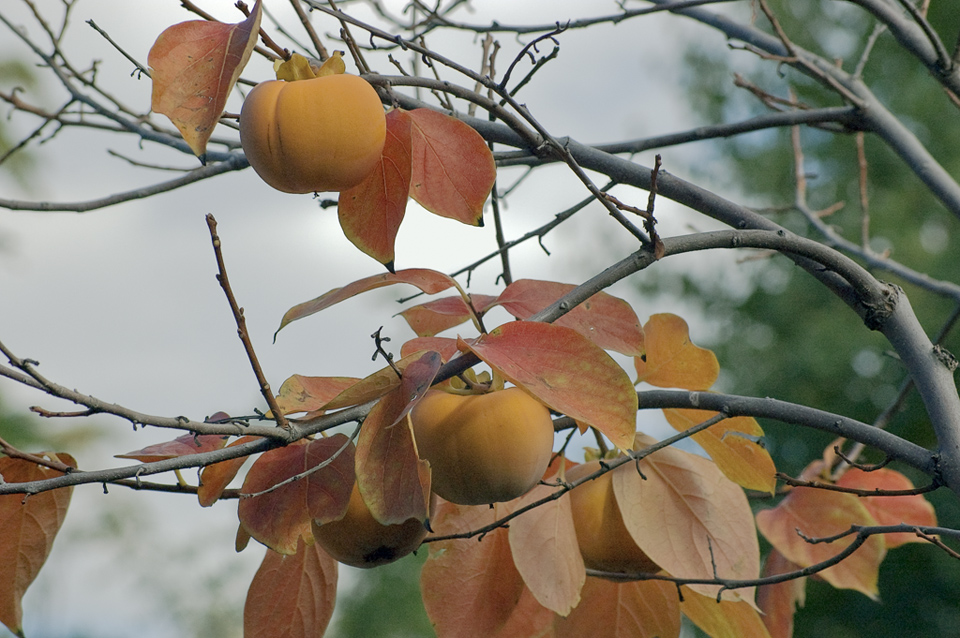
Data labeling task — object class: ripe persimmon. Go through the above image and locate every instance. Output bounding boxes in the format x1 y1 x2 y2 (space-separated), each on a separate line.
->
311 482 426 568
239 57 385 194
566 459 659 575
411 387 554 506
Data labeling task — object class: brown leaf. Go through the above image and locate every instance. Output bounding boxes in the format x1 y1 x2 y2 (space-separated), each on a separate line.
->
338 109 413 268
408 108 496 225
679 587 772 638
273 375 360 416
243 538 338 638
755 484 885 598
756 549 805 638
614 434 760 603
555 577 681 638
149 1 261 160
275 268 457 337
507 485 584 616
0 454 76 637
397 294 498 337
116 432 228 462
461 321 637 450
421 501 526 638
834 468 937 548
495 279 645 357
238 436 355 554
198 435 261 507
662 408 776 494
634 313 719 390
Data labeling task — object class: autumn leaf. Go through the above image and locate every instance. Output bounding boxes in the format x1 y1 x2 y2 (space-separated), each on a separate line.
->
555 577 681 638
834 467 937 548
679 587 772 638
338 109 413 270
0 454 76 637
421 500 527 638
507 485 584 616
634 313 719 390
397 293 498 337
408 108 496 225
491 586 556 638
614 434 760 603
243 538 338 638
238 435 355 554
354 353 440 525
461 321 637 451
322 350 437 411
756 549 805 638
198 435 261 507
116 432 228 461
755 485 885 598
662 408 776 494
275 268 457 337
495 279 645 357
401 336 465 362
273 375 360 417
149 1 261 161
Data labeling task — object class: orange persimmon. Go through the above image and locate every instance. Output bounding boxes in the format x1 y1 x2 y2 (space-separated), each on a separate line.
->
567 459 660 575
239 59 385 194
411 387 555 506
312 481 427 569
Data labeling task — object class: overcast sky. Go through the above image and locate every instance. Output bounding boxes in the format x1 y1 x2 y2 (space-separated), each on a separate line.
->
0 1 749 635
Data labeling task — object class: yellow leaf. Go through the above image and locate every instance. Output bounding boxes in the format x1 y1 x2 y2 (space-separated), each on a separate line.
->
635 313 718 390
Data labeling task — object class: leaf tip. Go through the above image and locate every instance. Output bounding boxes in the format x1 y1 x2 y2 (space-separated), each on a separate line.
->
384 260 396 274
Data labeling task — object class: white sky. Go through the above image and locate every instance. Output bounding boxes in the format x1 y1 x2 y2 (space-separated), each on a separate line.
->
0 1 751 635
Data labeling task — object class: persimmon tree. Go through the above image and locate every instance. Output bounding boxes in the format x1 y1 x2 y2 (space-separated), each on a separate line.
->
0 1 958 637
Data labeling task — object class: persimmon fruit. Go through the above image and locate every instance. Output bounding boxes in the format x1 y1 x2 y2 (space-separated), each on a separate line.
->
411 387 554 506
239 72 386 193
311 482 426 569
567 459 659 575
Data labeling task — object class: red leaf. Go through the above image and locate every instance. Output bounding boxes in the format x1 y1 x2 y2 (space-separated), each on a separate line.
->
322 350 438 411
496 279 645 357
0 454 76 637
401 336 464 362
461 321 637 451
508 485 584 615
834 468 937 548
421 500 526 638
116 432 228 462
149 1 261 160
243 538 338 638
238 436 355 554
275 267 457 336
408 108 496 225
198 435 261 507
756 549 805 638
338 109 413 268
397 294 498 337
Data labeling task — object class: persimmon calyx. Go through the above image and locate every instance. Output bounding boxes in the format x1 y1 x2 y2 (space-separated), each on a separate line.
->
274 51 345 82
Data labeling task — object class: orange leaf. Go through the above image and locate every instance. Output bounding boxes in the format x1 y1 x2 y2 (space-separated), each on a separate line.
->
421 500 526 638
507 485 584 616
614 435 760 603
397 294 498 337
238 435 355 554
116 432 228 462
491 585 556 638
555 577 681 638
401 336 464 362
274 375 360 416
756 549 805 638
408 108 495 225
198 434 261 507
354 354 438 525
662 408 776 494
0 454 76 637
338 109 413 269
148 1 261 160
462 321 637 451
834 468 937 548
275 267 457 337
322 349 437 411
634 313 718 390
679 587 772 638
755 485 885 597
243 538 338 638
496 279 645 357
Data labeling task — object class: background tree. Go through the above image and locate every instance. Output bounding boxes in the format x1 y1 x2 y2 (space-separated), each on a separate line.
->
1 1 959 637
